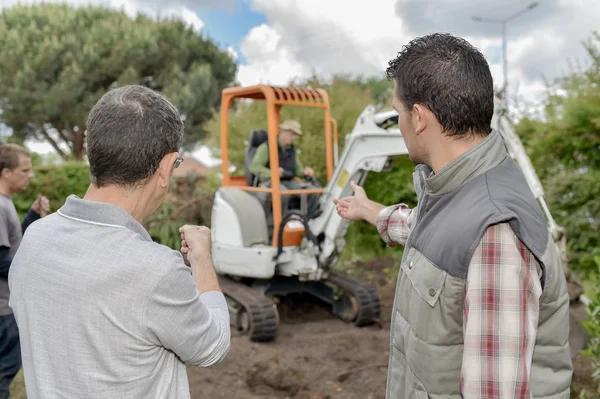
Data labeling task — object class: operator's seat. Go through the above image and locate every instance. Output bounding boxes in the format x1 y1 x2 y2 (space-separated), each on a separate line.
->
245 129 268 186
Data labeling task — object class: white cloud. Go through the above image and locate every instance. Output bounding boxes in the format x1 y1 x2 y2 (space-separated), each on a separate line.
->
163 6 203 32
236 0 599 112
237 0 407 86
0 0 211 32
237 23 309 86
226 46 239 61
190 145 221 167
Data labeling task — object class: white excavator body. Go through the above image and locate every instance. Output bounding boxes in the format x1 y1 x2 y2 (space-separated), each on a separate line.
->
208 86 587 353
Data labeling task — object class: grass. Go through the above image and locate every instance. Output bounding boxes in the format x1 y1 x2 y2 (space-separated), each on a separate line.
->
584 278 597 300
9 368 26 398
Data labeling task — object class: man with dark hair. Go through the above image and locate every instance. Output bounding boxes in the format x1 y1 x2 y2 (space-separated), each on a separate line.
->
9 85 230 398
335 33 572 398
0 143 49 399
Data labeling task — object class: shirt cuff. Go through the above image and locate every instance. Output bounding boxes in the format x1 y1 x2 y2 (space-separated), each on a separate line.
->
376 205 403 247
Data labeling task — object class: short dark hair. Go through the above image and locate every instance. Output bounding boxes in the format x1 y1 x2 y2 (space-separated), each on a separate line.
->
86 85 184 188
386 33 494 137
0 144 30 174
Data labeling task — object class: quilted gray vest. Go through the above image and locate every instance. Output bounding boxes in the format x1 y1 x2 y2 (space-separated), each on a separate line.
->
385 131 572 398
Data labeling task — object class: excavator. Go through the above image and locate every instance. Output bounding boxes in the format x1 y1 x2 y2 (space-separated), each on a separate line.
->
209 85 589 357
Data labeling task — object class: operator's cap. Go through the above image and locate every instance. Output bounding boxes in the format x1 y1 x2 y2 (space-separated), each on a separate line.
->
280 119 302 136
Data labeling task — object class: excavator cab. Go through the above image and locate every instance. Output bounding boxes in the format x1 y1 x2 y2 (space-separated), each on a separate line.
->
217 85 337 248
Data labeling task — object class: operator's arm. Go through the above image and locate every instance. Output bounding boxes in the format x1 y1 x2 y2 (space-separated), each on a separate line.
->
375 204 415 247
461 223 542 399
146 255 230 367
249 143 272 180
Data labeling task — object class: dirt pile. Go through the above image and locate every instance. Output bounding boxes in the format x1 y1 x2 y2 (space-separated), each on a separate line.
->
187 259 597 398
187 289 393 399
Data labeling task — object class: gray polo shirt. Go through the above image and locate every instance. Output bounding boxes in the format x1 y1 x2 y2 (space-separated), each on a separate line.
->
0 193 23 316
8 195 230 398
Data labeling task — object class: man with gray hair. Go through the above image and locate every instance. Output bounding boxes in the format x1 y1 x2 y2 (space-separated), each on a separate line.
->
9 85 230 398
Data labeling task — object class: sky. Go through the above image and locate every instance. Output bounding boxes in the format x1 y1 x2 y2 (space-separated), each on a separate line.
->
1 0 598 165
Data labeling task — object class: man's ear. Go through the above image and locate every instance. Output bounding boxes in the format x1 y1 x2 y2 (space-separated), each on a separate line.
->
0 168 10 179
412 104 431 135
156 153 177 189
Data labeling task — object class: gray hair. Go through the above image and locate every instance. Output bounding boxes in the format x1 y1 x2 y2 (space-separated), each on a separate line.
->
86 85 184 188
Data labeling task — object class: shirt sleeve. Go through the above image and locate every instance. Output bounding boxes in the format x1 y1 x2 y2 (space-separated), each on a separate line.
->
0 246 13 278
461 223 543 399
375 204 415 247
21 208 41 233
145 259 231 367
249 143 272 180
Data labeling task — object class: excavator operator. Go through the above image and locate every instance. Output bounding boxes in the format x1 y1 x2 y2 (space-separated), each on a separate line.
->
249 119 321 219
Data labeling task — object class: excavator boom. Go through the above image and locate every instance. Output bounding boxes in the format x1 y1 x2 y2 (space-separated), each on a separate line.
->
310 98 571 271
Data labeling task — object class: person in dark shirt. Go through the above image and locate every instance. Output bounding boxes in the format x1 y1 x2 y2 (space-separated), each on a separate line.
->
0 144 48 399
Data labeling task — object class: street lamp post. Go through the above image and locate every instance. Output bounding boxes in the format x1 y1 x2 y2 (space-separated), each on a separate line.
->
473 2 539 108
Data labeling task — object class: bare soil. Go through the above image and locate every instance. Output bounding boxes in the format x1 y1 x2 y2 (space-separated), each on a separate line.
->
187 257 597 399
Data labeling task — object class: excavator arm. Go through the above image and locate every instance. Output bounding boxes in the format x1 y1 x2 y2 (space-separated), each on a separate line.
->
309 105 408 267
312 99 573 279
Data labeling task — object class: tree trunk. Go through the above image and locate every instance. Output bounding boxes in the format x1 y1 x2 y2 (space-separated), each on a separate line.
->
40 126 68 160
72 128 86 161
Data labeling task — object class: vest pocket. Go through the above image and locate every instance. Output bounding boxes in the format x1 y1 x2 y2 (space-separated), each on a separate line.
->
401 247 447 307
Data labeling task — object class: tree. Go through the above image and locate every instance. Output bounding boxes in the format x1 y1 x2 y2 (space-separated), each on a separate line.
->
0 3 237 160
515 31 600 280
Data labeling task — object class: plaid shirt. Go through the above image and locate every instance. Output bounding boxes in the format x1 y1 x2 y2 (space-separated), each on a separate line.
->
377 205 543 399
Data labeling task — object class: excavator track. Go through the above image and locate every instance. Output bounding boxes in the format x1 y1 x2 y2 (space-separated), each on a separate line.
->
326 272 381 326
218 275 279 342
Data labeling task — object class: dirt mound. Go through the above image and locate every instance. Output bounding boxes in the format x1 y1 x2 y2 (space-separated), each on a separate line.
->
187 260 597 398
188 291 391 399
188 322 390 398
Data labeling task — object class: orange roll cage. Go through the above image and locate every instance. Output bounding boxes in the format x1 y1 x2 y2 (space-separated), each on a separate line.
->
219 85 338 247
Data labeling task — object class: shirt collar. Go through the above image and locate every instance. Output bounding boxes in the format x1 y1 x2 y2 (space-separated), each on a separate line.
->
58 195 152 241
422 129 508 196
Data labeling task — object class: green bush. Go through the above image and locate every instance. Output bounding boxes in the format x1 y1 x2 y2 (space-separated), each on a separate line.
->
337 156 417 269
11 160 218 253
145 172 220 249
13 161 90 218
515 32 600 281
544 170 600 278
581 250 600 396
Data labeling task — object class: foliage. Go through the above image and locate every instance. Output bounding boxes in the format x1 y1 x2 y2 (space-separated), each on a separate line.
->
11 156 218 251
515 31 600 388
580 251 600 398
12 161 90 218
515 32 600 280
145 172 220 250
0 3 237 160
544 170 600 276
337 156 417 268
582 273 600 380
